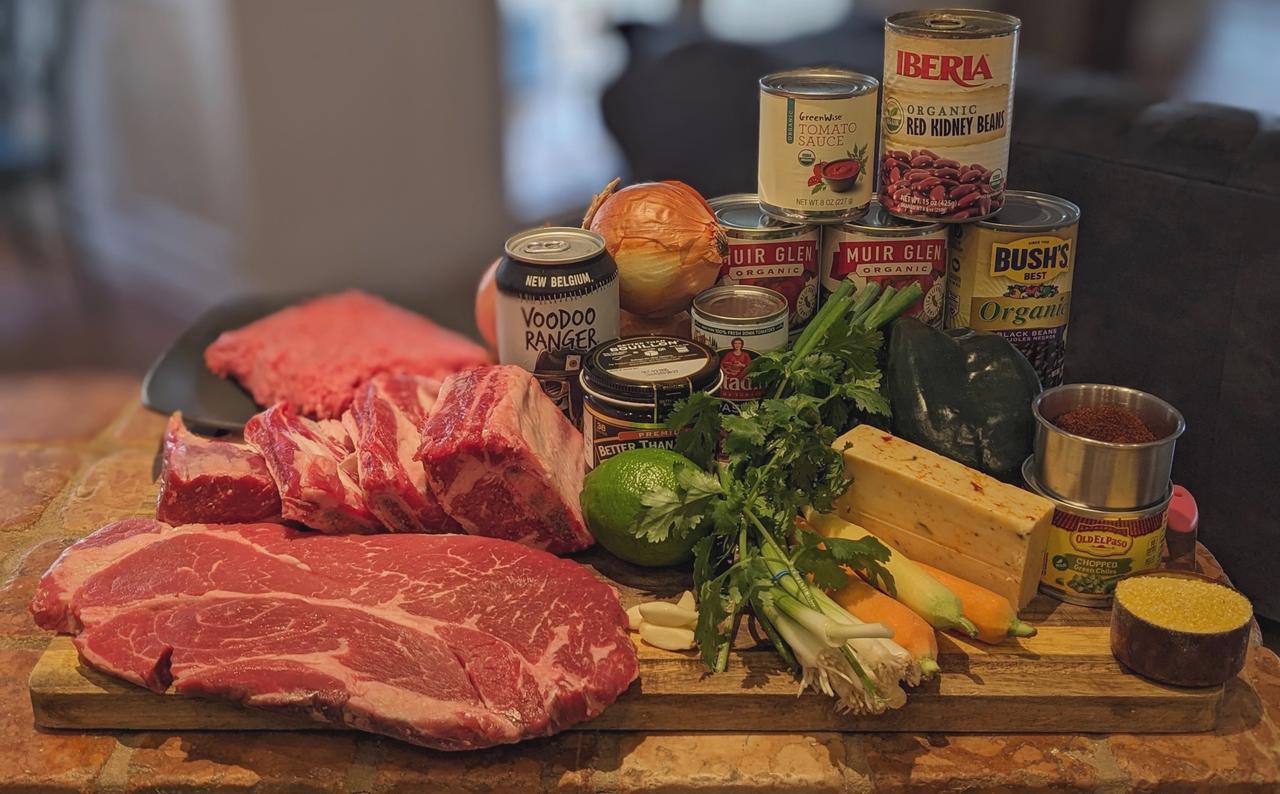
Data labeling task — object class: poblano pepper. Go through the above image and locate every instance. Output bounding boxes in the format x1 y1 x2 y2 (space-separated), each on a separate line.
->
885 317 1041 481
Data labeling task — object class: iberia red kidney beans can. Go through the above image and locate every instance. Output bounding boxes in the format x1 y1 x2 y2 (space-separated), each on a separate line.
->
820 200 948 327
879 9 1020 223
709 193 820 339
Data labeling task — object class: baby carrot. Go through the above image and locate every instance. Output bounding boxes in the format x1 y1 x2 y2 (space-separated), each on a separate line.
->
830 575 939 683
915 562 1037 644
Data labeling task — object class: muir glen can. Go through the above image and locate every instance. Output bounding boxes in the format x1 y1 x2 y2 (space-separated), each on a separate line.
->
709 193 820 338
946 191 1080 387
758 68 879 224
820 199 948 327
879 9 1020 222
496 227 620 414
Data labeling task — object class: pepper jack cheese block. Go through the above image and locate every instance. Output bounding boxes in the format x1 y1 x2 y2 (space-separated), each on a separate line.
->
834 425 1053 609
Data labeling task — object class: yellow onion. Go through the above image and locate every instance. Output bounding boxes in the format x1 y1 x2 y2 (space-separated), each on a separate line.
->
584 178 727 318
474 256 500 352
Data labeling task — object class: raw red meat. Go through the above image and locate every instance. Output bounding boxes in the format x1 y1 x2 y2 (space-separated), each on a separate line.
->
156 413 281 525
416 365 591 554
345 374 458 533
204 291 490 419
244 403 380 534
30 520 637 750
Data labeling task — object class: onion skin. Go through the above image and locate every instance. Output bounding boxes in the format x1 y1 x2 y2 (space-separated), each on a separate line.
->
585 180 726 318
475 256 499 352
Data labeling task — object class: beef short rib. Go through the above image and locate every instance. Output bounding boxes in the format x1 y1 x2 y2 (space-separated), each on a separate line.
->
244 403 380 534
345 374 457 533
31 520 637 750
156 413 281 525
416 366 592 554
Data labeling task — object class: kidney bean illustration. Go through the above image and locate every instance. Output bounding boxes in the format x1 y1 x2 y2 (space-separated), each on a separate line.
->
879 151 1000 220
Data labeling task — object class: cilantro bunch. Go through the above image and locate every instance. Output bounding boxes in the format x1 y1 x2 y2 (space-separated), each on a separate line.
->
629 279 924 713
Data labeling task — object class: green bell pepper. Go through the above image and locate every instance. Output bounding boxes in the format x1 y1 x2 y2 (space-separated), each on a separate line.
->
885 317 1041 481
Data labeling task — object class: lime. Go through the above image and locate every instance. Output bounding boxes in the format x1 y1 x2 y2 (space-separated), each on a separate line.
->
581 448 709 567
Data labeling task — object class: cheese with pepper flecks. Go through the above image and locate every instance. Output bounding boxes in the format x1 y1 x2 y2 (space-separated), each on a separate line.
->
834 425 1053 609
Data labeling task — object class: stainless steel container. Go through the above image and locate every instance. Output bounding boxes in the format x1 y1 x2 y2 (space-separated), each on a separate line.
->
1031 383 1184 510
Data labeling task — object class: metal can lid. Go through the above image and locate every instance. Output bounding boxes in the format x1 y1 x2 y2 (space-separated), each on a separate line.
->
504 227 605 266
886 9 1021 38
759 68 879 99
841 198 943 234
981 191 1081 233
580 335 720 407
709 193 808 232
693 285 789 325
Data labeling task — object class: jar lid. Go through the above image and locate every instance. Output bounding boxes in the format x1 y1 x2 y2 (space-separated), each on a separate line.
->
1167 485 1199 535
580 335 720 407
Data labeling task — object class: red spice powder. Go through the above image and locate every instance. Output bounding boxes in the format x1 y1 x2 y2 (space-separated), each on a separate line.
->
1054 406 1157 444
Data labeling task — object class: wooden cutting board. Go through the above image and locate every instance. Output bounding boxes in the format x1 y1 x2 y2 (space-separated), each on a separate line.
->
28 550 1222 734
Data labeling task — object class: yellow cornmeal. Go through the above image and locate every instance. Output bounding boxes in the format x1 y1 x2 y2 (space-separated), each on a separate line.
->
1115 575 1252 634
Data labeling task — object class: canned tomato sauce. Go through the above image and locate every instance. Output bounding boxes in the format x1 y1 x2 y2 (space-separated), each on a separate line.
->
709 193 819 337
820 199 948 327
945 191 1080 387
691 285 789 403
758 68 879 224
579 336 722 468
496 227 620 414
1025 459 1169 608
879 9 1020 222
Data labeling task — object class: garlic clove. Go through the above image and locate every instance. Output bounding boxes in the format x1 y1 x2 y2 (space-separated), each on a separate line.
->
640 623 697 651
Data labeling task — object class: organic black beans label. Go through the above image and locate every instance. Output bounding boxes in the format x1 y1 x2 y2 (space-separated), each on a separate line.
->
880 29 1018 220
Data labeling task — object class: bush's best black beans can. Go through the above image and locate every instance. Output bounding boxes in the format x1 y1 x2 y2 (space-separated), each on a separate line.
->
496 227 620 414
879 9 1020 223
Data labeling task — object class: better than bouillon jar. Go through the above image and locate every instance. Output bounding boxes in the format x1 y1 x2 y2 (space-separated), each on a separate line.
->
820 199 949 328
691 285 789 404
709 193 820 338
879 9 1020 222
579 336 721 468
945 191 1080 386
496 227 620 417
758 68 879 224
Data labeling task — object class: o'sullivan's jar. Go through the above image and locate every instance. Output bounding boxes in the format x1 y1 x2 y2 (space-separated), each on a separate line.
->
757 68 879 224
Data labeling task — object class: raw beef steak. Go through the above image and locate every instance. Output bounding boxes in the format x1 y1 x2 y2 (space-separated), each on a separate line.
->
416 366 591 554
156 413 281 525
345 374 457 533
244 403 380 534
204 291 490 418
31 520 637 750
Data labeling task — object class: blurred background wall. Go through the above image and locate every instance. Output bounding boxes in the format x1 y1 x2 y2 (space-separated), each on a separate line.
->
2 0 1275 371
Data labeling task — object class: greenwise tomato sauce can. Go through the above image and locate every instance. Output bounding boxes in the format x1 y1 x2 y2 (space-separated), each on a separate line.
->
820 199 949 327
709 193 820 337
579 336 722 468
879 9 1020 222
758 68 879 224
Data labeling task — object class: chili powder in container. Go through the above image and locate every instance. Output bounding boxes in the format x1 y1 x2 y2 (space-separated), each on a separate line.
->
691 285 789 404
709 193 820 337
879 9 1020 222
757 68 879 224
579 336 721 468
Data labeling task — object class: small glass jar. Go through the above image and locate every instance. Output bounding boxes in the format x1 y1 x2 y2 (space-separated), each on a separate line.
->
579 335 721 468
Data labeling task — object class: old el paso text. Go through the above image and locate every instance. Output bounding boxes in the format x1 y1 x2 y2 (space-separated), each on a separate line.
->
795 120 858 148
521 305 598 351
524 272 592 288
992 240 1071 273
896 50 993 87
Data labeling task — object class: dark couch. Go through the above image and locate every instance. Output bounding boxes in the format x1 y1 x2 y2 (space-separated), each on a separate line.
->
602 36 1280 618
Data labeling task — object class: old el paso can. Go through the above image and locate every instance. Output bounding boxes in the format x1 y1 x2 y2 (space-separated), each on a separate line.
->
496 227 620 374
709 193 820 338
879 9 1020 222
757 68 879 224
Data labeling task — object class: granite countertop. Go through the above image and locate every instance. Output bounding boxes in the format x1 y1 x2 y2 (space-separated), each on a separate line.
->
2 371 1278 792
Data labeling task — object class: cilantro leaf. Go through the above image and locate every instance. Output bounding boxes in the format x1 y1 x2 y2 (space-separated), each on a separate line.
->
667 392 724 470
632 462 723 543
